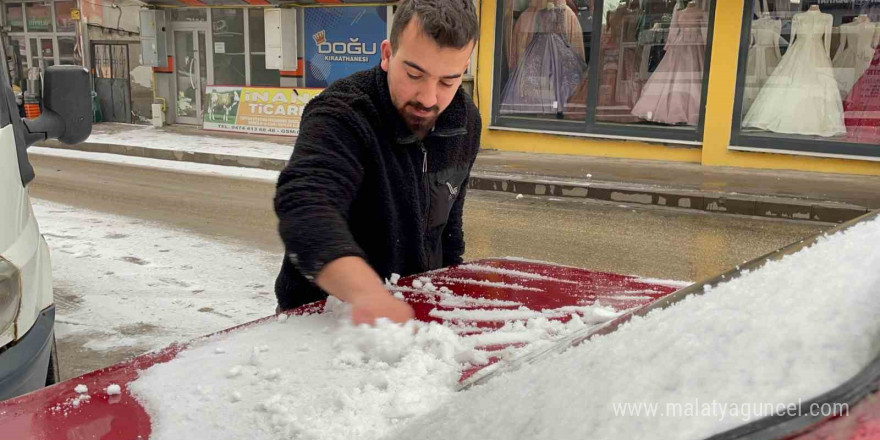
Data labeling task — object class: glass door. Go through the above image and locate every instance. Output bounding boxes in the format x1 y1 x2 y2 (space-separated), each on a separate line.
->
173 30 207 124
29 37 55 70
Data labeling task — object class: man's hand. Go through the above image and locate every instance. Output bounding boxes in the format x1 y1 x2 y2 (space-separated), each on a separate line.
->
350 291 415 325
316 256 415 325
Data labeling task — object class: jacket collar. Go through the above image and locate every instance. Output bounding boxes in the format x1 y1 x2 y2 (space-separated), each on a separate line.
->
374 65 469 145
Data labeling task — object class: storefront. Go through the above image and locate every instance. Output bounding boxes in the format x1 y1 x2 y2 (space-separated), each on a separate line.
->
146 3 396 135
477 0 880 176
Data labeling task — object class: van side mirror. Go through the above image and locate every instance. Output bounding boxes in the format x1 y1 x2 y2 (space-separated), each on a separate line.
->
23 66 92 147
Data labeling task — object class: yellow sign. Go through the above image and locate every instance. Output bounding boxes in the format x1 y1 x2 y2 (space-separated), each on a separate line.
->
203 86 322 136
70 8 81 21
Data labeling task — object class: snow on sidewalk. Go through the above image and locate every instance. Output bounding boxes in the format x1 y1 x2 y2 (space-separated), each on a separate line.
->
86 124 293 160
391 217 880 440
33 199 280 353
30 147 280 182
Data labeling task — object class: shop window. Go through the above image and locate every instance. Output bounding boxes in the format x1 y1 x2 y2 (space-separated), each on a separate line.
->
212 8 246 85
25 1 53 32
169 8 207 22
732 0 880 158
40 38 54 67
494 0 715 142
58 36 76 64
248 8 280 87
596 0 709 127
30 37 54 69
6 3 24 32
55 0 76 32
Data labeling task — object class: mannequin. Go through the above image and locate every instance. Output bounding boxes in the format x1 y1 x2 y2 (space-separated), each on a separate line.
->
500 0 588 115
743 11 784 113
507 0 585 70
743 6 845 136
630 0 708 125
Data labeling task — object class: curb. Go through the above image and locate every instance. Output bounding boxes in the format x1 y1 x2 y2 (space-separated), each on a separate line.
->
468 174 868 224
37 140 289 171
38 141 870 224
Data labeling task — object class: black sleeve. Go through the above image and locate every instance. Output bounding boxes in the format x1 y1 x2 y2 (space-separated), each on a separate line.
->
274 106 368 280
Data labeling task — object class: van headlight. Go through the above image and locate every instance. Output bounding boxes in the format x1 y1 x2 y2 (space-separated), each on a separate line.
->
0 257 21 336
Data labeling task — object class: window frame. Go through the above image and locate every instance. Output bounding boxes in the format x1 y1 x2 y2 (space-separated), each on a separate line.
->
209 7 248 87
490 0 718 145
4 0 78 71
728 0 880 160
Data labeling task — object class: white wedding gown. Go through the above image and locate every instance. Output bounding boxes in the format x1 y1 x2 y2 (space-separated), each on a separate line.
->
743 16 783 114
742 9 845 137
832 19 878 98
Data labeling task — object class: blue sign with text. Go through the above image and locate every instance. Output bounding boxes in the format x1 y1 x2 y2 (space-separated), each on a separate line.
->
304 7 388 88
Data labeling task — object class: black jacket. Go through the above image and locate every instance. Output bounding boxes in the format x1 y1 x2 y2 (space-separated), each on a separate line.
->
274 66 482 310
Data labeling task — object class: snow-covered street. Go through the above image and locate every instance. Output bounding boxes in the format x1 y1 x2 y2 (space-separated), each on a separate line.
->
33 199 280 379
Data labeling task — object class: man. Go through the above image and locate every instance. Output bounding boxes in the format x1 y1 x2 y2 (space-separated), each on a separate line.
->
273 0 481 325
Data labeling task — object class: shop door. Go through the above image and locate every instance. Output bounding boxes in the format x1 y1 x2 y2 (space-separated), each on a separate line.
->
92 44 131 123
29 37 55 70
173 30 207 125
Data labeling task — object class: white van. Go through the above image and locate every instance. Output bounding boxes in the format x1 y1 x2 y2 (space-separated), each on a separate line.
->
0 60 91 400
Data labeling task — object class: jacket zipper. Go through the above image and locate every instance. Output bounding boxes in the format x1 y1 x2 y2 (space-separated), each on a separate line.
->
419 141 429 237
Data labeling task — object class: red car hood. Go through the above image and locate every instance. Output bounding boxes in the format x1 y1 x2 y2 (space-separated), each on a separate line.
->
1 258 681 439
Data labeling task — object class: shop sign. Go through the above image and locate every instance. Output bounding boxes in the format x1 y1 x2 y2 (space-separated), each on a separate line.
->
304 6 387 88
27 18 52 30
203 86 322 136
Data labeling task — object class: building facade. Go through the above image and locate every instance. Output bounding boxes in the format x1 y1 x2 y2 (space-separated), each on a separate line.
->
479 0 880 176
4 0 880 177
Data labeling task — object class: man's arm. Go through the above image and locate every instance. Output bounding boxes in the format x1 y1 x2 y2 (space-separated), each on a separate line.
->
316 257 414 324
275 105 413 323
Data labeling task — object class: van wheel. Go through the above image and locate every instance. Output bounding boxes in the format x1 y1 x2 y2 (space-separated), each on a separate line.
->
45 335 60 386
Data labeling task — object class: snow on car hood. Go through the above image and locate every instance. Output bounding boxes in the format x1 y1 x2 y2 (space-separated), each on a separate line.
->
390 216 880 440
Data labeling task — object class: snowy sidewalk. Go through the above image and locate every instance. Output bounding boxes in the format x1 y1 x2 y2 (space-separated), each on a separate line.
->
36 122 880 223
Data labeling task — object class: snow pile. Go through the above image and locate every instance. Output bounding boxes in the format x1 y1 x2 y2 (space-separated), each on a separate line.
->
385 274 622 353
50 388 92 415
131 282 628 440
389 217 880 440
131 298 482 440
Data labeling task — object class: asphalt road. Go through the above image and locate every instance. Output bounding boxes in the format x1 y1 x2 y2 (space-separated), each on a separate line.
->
28 152 826 282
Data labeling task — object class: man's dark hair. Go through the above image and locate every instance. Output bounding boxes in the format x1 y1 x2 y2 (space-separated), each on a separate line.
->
389 0 479 52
